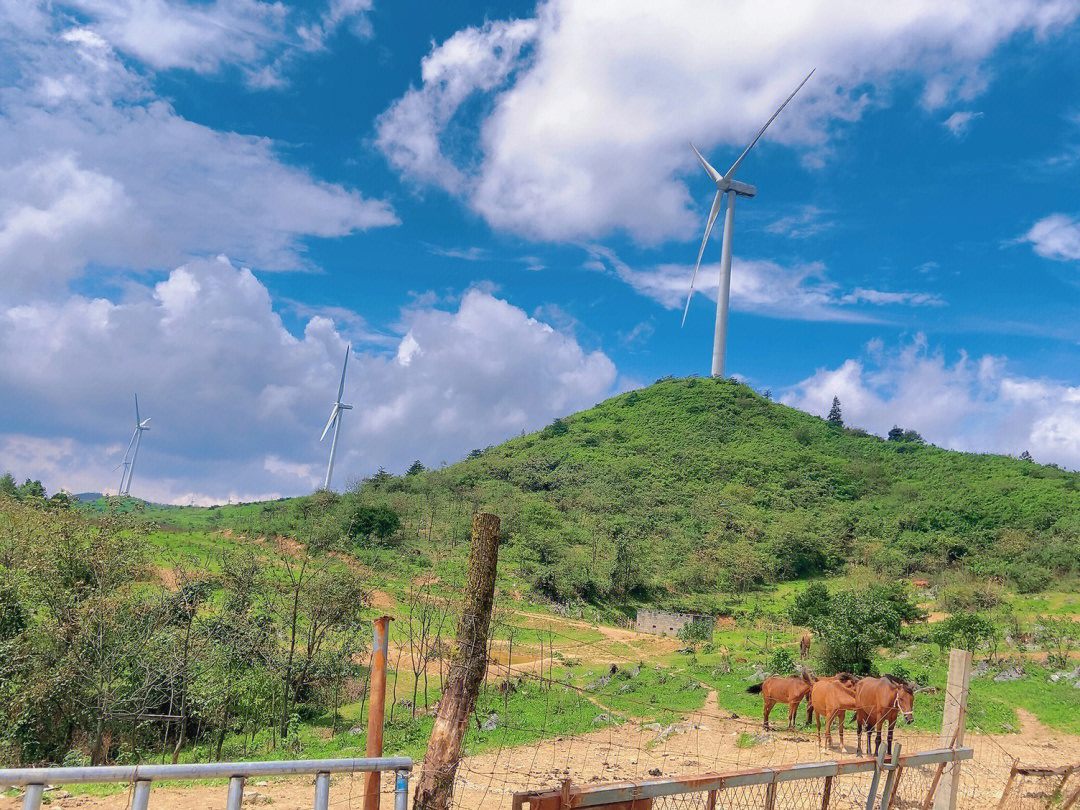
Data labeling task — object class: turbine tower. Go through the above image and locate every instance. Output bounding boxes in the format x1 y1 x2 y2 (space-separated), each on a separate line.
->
320 345 352 490
682 69 815 378
115 394 150 496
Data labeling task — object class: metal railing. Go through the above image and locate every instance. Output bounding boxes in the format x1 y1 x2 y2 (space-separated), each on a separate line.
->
0 756 413 810
513 747 973 810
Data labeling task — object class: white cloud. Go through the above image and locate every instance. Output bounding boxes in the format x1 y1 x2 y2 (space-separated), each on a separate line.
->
0 260 616 503
375 18 538 194
377 0 1080 242
0 13 397 297
764 206 834 239
942 110 983 137
586 245 943 322
1021 213 1080 261
55 0 373 83
782 336 1080 468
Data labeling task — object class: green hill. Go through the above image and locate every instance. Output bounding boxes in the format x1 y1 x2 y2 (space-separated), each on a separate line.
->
176 377 1079 611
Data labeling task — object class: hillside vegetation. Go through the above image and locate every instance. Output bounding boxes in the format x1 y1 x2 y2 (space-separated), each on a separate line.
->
264 378 1078 605
87 376 1080 614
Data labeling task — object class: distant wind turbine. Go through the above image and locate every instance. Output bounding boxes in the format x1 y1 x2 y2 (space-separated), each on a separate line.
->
115 394 150 495
683 69 815 378
320 346 352 490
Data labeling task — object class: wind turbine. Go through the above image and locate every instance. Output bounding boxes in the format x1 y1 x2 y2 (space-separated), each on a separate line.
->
115 394 150 496
320 346 352 490
682 69 815 378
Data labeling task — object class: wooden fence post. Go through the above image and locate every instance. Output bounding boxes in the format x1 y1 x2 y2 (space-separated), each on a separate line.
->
932 649 972 810
413 514 501 810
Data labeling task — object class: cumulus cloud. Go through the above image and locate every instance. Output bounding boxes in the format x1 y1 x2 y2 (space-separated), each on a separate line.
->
585 245 943 322
1021 213 1080 261
377 0 1080 242
0 259 616 503
782 335 1080 469
0 11 396 297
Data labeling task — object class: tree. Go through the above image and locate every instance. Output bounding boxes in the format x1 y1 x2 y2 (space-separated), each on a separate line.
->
887 425 904 442
826 396 843 426
811 589 901 674
1019 450 1033 462
0 473 16 497
1035 616 1080 668
406 460 426 476
467 449 483 460
789 582 831 627
929 612 998 656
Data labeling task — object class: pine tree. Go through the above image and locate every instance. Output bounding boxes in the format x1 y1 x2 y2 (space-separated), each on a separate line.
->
1019 450 1033 462
826 396 843 426
405 460 425 476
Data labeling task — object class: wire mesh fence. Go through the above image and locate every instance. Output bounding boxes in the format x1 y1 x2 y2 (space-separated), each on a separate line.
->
995 763 1080 810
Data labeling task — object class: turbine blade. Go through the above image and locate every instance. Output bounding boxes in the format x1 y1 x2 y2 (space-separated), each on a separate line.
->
725 68 815 179
320 405 340 441
690 142 722 183
682 191 724 326
134 393 140 425
336 345 350 402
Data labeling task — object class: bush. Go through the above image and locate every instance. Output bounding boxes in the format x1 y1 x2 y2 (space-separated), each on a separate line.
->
789 582 831 627
767 647 796 675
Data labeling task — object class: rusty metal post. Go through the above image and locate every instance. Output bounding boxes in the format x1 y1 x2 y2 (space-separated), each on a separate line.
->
821 776 834 810
364 615 392 810
995 765 1018 810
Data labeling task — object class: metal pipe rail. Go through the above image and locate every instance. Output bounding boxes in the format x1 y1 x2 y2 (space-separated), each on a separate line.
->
0 756 413 810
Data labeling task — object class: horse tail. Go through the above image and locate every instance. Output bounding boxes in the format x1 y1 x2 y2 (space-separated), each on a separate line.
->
747 683 764 694
800 669 814 685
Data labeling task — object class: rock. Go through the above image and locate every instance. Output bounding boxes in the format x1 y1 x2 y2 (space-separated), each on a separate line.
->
586 674 612 691
642 722 662 733
648 768 662 777
481 713 499 731
629 666 641 679
618 683 633 693
972 661 992 678
254 782 269 787
592 714 612 725
994 666 1027 682
1074 680 1080 690
243 792 273 805
399 699 413 710
348 726 364 736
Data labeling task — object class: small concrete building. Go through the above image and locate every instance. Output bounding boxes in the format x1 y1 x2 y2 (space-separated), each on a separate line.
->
635 608 710 637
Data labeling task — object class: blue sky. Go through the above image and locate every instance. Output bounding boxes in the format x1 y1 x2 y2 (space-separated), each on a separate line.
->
2 0 1080 503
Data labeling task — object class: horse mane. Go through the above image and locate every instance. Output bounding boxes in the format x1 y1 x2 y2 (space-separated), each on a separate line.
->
880 673 916 692
746 682 763 694
835 672 857 685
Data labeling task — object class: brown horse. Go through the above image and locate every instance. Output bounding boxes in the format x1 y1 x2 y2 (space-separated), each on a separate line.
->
811 677 858 751
855 675 915 756
800 633 811 659
746 671 813 729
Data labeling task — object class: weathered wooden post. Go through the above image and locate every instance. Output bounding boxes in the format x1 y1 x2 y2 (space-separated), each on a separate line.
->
933 648 972 810
364 615 392 810
414 513 501 810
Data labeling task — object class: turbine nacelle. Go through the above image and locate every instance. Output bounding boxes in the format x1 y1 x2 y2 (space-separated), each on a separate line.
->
714 177 756 198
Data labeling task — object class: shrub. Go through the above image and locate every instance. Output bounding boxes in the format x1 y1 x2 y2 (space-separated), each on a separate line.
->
767 647 796 675
929 613 998 655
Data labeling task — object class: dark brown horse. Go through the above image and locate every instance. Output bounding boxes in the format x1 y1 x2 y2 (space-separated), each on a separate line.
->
855 675 915 755
811 677 858 751
747 671 813 729
800 633 812 659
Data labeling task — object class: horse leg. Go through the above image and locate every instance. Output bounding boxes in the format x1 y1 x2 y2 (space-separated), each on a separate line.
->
816 710 822 747
838 710 845 751
856 713 863 756
874 722 883 757
788 701 798 729
805 697 814 726
763 699 774 730
886 719 895 752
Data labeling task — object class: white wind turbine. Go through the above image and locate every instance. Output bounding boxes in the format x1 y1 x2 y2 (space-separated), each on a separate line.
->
115 394 150 496
682 69 815 378
320 346 352 490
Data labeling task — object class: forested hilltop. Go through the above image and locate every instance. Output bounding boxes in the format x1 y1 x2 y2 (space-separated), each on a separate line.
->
98 377 1080 613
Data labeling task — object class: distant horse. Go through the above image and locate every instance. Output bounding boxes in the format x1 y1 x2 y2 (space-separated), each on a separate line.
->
855 675 915 756
800 633 812 659
811 677 859 751
746 671 813 729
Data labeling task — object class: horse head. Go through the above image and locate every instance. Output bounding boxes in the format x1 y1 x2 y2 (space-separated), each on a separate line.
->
896 684 915 724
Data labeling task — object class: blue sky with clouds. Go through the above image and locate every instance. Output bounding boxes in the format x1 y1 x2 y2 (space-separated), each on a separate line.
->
2 0 1080 503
